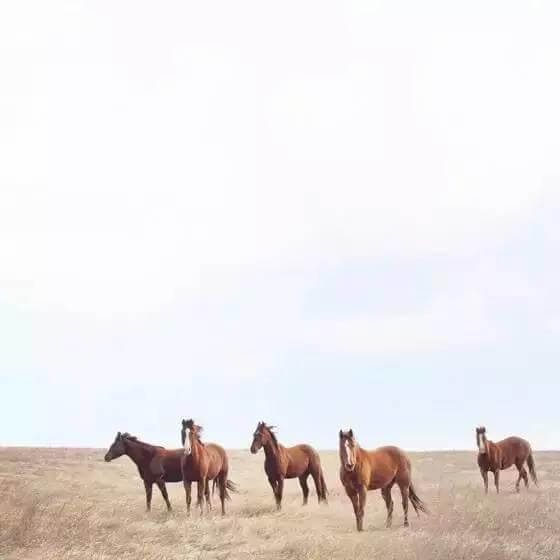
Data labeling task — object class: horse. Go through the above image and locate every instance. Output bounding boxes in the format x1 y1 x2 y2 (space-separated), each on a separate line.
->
104 431 181 511
339 429 428 532
181 419 236 515
250 421 328 510
475 426 538 494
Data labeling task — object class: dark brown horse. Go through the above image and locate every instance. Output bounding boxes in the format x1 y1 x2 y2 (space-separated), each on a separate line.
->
250 421 328 510
104 431 181 511
181 419 236 515
339 429 428 532
476 426 538 494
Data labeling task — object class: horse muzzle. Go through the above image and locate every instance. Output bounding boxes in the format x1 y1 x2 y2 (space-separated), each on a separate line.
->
344 463 356 472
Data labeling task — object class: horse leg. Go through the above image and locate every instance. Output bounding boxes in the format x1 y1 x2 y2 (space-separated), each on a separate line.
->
184 481 192 515
299 475 310 506
398 482 410 527
197 478 206 516
493 470 500 494
218 475 227 516
515 459 529 491
345 486 361 531
320 472 328 503
515 465 523 493
204 479 212 513
357 484 367 531
480 469 489 494
217 476 225 516
381 484 394 528
144 480 153 512
267 476 278 507
310 470 323 504
156 479 172 511
521 466 529 489
275 477 285 511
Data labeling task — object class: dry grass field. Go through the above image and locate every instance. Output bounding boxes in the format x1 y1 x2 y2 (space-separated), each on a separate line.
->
1 447 559 560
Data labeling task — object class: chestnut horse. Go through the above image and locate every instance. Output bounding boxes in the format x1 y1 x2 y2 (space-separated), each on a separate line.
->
339 429 427 532
250 421 328 510
181 419 236 515
476 426 538 494
104 431 180 511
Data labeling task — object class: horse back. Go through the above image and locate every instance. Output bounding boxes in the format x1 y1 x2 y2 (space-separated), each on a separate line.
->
144 448 183 483
496 436 531 468
159 448 184 483
284 444 320 478
364 446 410 490
205 442 228 478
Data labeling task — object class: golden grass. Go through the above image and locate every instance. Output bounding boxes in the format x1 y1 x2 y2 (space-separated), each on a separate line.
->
1 447 559 559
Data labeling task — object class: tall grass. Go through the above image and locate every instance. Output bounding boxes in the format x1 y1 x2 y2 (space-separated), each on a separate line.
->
1 448 559 559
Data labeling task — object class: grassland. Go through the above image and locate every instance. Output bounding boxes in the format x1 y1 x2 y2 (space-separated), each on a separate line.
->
1 447 559 559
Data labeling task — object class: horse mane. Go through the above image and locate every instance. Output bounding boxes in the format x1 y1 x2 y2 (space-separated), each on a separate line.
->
121 433 164 450
182 419 205 445
262 423 279 448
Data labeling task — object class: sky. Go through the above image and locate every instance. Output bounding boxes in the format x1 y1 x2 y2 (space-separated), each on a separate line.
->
1 0 560 450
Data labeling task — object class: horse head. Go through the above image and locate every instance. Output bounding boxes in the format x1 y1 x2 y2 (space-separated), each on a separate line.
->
250 421 276 453
476 426 487 454
104 431 129 462
182 418 202 456
339 428 357 471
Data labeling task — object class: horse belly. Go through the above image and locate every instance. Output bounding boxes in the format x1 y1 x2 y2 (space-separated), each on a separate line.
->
368 473 393 490
501 457 515 470
286 455 309 478
207 461 222 480
285 465 301 478
161 456 183 482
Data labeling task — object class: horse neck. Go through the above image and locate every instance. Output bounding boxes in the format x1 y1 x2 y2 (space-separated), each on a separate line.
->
355 444 366 466
190 435 205 463
488 439 499 456
124 439 156 466
262 437 281 463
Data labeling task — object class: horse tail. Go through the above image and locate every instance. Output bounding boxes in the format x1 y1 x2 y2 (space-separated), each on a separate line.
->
222 479 238 500
409 483 429 516
527 453 538 486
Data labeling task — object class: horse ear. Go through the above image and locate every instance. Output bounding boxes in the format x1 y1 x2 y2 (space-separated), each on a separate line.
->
117 431 121 439
349 428 354 438
339 429 343 438
182 419 187 427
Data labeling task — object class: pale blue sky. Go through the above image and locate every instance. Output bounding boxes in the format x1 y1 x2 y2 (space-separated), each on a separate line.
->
1 1 560 450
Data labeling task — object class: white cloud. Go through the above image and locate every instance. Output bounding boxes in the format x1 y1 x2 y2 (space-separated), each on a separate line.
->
301 291 496 356
1 0 559 346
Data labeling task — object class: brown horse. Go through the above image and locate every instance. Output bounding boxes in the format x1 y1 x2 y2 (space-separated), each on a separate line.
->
250 421 328 510
181 419 236 515
339 429 428 532
104 431 181 511
476 426 538 494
